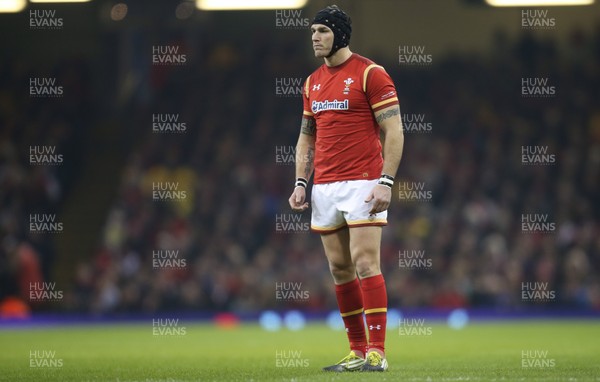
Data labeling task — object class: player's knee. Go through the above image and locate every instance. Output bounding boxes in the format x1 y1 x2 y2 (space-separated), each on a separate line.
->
354 257 380 279
328 260 355 281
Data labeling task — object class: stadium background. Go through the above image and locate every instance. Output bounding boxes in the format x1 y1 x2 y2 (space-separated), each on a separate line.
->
1 0 599 320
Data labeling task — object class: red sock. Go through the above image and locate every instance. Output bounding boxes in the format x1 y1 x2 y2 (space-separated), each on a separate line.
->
361 274 387 354
335 278 367 356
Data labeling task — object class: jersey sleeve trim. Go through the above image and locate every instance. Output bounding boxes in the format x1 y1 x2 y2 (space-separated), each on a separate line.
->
362 64 384 93
371 97 399 110
304 75 311 99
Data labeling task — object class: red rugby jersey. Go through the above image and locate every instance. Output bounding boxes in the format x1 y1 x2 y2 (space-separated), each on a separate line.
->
302 53 399 184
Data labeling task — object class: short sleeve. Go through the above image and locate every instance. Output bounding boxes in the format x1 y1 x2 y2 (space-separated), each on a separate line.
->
364 66 399 113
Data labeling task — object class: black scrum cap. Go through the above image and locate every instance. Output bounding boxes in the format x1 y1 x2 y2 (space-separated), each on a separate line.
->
312 5 352 57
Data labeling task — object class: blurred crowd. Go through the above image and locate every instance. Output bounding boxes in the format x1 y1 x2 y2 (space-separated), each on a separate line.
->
1 24 599 315
0 56 90 316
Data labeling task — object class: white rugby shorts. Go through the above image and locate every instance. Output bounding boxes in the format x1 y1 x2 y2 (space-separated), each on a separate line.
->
311 179 387 234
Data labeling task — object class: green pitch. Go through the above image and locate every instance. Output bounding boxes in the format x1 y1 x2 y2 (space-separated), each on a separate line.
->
0 320 599 381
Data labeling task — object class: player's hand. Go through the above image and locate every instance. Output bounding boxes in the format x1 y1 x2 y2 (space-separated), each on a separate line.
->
289 186 309 212
364 184 391 214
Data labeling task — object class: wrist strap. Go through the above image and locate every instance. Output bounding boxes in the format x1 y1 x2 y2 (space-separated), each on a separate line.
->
295 177 308 188
378 174 394 188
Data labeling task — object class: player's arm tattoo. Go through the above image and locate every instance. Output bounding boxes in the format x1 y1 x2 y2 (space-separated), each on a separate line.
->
376 106 400 124
301 117 316 136
303 147 314 179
